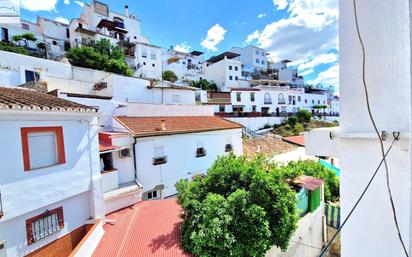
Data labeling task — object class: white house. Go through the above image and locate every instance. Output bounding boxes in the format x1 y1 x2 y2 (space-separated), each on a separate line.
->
270 60 304 86
230 45 268 79
36 17 70 59
113 114 243 198
163 48 205 82
0 87 104 257
203 51 244 92
305 1 411 256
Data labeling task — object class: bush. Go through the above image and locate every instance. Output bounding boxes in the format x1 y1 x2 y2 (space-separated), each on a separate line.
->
176 154 298 257
65 39 133 76
287 116 298 126
162 70 178 83
296 109 312 123
0 42 29 55
293 123 305 134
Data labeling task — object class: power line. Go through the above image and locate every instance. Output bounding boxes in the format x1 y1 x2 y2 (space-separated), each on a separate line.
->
352 0 409 256
291 240 322 250
318 137 397 257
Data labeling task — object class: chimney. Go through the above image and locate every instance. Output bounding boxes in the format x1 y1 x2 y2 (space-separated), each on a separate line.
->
125 5 129 17
160 120 166 131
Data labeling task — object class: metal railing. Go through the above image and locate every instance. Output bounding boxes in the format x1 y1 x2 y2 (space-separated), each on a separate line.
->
264 99 272 104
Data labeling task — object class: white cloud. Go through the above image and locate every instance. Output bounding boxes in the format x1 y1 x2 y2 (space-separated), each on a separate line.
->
298 52 338 71
247 0 338 64
75 1 84 7
257 13 267 18
274 0 289 10
200 24 227 51
307 64 339 86
55 16 69 24
245 30 260 44
174 42 191 53
64 0 70 4
299 68 314 76
20 0 57 11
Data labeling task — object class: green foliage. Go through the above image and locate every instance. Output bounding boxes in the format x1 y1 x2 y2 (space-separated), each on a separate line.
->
162 70 178 83
0 42 29 55
65 39 133 76
293 123 305 134
287 116 298 127
36 42 46 50
12 33 37 47
312 104 328 109
189 79 218 92
276 160 340 202
176 154 298 257
296 109 312 123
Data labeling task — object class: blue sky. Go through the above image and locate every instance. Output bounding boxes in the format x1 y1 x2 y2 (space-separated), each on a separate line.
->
19 0 339 89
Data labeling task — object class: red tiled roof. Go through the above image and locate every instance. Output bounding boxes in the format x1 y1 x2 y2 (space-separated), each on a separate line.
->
283 135 305 147
93 199 190 257
114 116 243 138
0 87 97 112
99 131 127 152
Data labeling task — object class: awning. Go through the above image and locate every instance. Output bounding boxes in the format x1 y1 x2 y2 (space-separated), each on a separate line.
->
292 176 324 191
99 143 121 153
99 131 128 153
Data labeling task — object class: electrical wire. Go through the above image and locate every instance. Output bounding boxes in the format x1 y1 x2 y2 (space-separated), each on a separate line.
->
291 240 322 250
352 0 409 256
318 138 397 257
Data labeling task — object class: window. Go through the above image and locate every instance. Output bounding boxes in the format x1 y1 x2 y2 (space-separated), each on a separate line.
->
262 60 265 65
225 144 233 152
141 49 147 58
312 99 315 104
298 96 301 102
318 100 320 104
150 52 156 60
256 50 259 55
278 93 285 104
261 52 265 56
26 207 64 245
66 28 70 38
252 105 256 112
250 92 255 102
235 76 238 81
196 142 206 157
256 58 260 64
1 27 9 41
113 17 125 29
264 93 272 104
235 66 238 71
153 146 166 165
236 92 241 101
172 94 181 103
25 70 40 83
143 62 146 65
152 63 155 67
147 190 159 199
219 106 225 112
100 152 114 172
229 76 233 80
22 23 30 30
21 127 65 171
52 40 57 46
229 65 233 70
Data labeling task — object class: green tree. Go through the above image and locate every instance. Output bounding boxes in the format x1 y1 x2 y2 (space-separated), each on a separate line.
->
12 33 37 47
189 79 218 91
162 70 178 83
176 154 298 257
287 116 298 127
296 109 312 123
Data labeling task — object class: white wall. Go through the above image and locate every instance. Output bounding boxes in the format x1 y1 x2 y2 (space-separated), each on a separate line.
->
338 1 411 256
133 128 243 197
305 127 339 157
204 58 242 91
226 117 284 131
115 103 214 117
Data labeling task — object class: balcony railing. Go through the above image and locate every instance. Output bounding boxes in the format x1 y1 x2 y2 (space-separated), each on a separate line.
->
278 100 286 104
153 156 167 165
264 99 272 104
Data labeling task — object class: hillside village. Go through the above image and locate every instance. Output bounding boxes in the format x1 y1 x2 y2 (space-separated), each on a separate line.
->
1 1 407 257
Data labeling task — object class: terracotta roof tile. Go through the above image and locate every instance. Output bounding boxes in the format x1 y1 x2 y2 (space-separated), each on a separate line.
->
93 199 190 257
0 87 97 112
114 116 242 137
283 135 305 147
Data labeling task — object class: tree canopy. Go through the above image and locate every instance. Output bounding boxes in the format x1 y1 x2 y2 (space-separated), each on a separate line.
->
176 154 299 257
65 39 133 77
188 79 218 91
162 70 178 83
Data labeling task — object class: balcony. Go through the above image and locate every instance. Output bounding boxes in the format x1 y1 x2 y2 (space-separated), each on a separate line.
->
278 100 286 105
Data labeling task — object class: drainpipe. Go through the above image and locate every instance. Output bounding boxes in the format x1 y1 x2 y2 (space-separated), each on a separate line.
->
132 136 138 180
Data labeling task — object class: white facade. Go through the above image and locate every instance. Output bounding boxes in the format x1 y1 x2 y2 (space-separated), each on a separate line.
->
230 45 268 73
0 20 43 49
37 17 70 59
163 48 205 82
204 56 242 92
271 60 304 86
0 109 103 257
305 1 411 256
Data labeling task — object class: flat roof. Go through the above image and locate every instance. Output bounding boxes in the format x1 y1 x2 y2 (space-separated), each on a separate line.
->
207 51 240 63
190 50 204 56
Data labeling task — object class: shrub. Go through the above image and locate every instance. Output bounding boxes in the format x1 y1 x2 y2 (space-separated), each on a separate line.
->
189 79 218 91
296 109 312 123
293 123 305 134
0 42 29 55
287 116 298 126
176 154 298 257
162 70 178 83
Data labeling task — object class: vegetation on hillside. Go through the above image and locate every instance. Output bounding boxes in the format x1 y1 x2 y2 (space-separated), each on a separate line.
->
0 33 45 58
272 109 338 137
162 70 178 83
176 154 339 257
187 78 218 91
66 39 133 76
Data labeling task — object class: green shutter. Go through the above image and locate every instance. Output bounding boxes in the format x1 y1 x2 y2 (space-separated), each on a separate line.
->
309 187 321 212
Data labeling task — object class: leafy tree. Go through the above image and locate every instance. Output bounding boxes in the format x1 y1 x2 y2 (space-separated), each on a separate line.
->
162 70 178 83
287 116 298 127
36 42 46 50
189 79 218 91
176 154 298 257
296 109 312 123
65 39 133 76
12 33 37 47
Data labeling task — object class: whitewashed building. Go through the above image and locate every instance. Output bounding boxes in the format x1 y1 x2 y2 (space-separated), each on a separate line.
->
270 60 304 86
0 87 104 257
203 51 245 92
305 1 411 256
112 108 243 198
163 48 205 82
230 45 268 79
